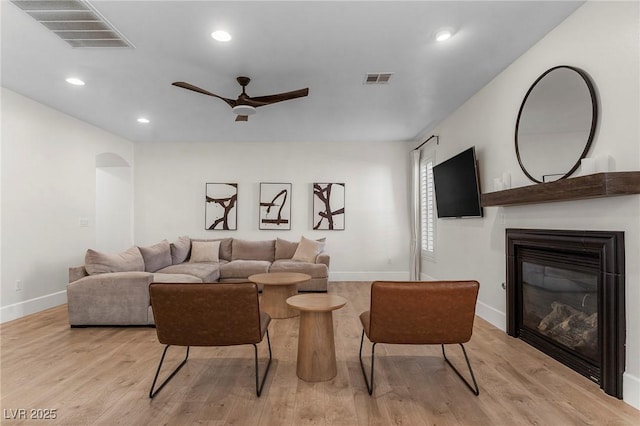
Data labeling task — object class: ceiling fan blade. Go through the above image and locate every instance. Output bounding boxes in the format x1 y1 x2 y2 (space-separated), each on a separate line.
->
172 82 236 108
235 115 248 122
244 88 309 107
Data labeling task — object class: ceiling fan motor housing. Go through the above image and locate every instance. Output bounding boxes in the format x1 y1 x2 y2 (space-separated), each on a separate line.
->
237 76 251 87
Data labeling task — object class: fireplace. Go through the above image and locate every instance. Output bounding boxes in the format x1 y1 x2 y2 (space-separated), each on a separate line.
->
506 229 625 398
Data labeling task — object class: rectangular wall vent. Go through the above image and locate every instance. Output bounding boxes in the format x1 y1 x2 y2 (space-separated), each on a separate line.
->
364 72 394 84
11 0 134 48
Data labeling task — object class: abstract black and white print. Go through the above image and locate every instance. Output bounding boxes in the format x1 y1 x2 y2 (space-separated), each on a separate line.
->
205 183 238 230
313 182 345 230
259 182 291 230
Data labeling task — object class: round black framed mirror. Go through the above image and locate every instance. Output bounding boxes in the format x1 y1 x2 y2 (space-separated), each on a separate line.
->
515 65 598 183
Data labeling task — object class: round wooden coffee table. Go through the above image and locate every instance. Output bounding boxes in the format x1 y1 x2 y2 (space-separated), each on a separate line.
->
249 272 311 319
286 293 347 382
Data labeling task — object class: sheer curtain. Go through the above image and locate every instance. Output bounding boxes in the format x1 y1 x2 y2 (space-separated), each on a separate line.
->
409 149 421 280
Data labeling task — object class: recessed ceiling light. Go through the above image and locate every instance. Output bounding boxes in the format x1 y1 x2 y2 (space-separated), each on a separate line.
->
137 117 150 124
66 77 85 86
211 30 232 42
435 29 453 42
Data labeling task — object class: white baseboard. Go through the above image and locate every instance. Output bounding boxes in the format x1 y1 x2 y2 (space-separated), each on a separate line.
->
0 291 67 323
329 271 410 281
624 372 640 410
476 300 506 332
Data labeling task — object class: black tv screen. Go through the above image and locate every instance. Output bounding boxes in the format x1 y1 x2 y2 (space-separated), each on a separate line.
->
433 146 483 218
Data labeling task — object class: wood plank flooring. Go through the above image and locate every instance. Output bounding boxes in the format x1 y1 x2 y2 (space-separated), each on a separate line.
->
1 281 639 425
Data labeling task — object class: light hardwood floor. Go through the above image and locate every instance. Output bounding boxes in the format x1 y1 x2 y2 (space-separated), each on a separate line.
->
1 281 639 425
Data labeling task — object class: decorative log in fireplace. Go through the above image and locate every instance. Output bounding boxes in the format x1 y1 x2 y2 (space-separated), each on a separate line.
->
506 229 625 398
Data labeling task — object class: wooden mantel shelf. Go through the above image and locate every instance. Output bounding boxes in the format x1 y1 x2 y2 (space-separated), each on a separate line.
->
481 171 640 207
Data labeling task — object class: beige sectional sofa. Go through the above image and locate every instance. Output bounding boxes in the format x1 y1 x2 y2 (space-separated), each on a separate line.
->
67 236 329 326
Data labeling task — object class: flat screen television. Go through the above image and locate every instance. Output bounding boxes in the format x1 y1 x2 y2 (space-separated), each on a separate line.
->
432 146 484 218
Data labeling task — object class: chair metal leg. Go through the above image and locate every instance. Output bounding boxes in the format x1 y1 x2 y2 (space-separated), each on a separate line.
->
442 343 479 395
149 345 190 399
358 330 377 395
253 329 272 397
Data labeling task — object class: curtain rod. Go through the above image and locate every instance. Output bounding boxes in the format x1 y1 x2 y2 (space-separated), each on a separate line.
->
413 134 439 151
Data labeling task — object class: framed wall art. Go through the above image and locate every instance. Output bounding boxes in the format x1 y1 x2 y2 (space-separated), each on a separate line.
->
313 182 345 230
205 183 238 230
259 182 292 230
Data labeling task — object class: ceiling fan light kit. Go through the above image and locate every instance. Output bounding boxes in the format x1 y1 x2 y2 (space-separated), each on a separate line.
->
232 105 256 116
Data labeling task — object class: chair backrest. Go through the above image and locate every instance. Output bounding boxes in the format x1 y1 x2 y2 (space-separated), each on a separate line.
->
149 282 265 347
368 280 479 344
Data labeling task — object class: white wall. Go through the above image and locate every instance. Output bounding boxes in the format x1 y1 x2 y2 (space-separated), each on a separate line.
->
420 1 639 408
133 140 411 280
0 88 134 321
96 166 133 252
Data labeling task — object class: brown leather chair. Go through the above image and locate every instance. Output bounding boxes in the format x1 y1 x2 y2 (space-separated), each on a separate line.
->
359 280 480 395
148 282 272 398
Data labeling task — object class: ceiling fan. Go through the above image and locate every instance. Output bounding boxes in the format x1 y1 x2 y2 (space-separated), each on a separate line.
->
172 76 309 122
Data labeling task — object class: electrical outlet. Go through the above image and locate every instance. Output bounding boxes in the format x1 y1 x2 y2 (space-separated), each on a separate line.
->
15 280 22 292
79 217 89 227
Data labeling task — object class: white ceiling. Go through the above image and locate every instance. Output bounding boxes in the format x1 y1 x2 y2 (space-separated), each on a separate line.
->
1 1 583 144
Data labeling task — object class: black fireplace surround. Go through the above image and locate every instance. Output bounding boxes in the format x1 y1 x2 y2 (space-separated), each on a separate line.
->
506 229 625 398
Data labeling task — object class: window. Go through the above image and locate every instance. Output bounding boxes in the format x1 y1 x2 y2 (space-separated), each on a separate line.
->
420 154 435 257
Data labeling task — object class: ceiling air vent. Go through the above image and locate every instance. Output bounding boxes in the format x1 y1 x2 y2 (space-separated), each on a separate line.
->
364 72 394 84
11 0 134 48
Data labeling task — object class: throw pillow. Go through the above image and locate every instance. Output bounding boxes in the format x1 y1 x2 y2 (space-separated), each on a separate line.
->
189 240 220 263
275 238 298 260
191 237 232 261
292 236 325 263
85 246 145 275
138 240 172 272
170 235 191 264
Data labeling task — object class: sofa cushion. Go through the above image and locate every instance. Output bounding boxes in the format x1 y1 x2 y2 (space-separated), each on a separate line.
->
292 236 325 263
85 246 144 275
170 236 191 264
219 260 270 279
270 259 329 279
231 239 275 262
275 238 298 260
192 238 232 261
156 263 220 283
151 273 202 283
139 240 172 272
190 240 220 263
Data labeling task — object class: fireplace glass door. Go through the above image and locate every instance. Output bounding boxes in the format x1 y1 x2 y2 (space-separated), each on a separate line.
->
521 261 599 363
